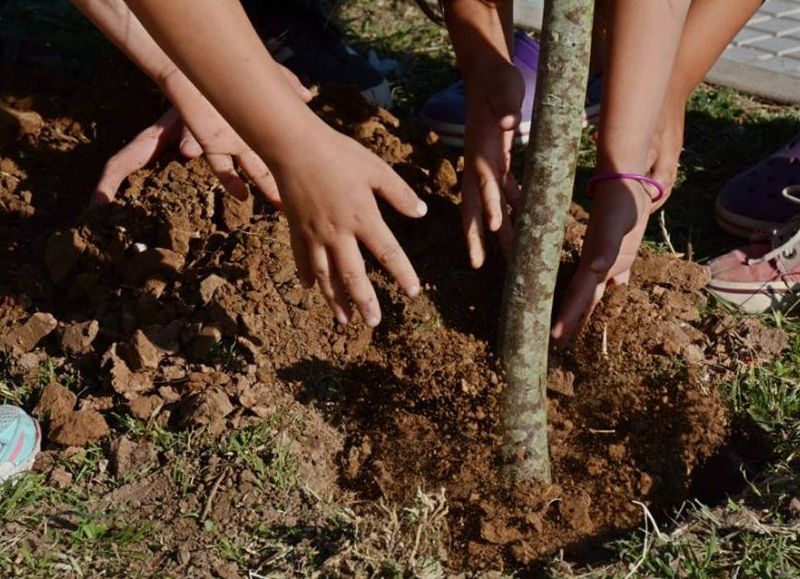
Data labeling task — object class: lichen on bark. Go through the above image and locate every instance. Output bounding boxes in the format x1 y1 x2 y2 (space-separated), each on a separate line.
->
498 0 595 484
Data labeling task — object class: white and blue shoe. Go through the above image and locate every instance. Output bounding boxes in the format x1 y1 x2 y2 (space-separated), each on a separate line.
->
0 405 41 483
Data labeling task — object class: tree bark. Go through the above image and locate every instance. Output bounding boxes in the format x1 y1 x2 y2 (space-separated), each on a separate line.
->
498 0 595 484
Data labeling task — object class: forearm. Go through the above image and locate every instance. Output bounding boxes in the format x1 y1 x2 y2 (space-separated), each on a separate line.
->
124 0 319 170
442 0 514 80
598 0 691 172
668 0 761 102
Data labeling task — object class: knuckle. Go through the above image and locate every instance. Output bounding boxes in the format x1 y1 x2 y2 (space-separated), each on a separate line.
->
376 243 402 266
353 295 376 311
338 269 361 287
313 268 330 284
476 171 491 191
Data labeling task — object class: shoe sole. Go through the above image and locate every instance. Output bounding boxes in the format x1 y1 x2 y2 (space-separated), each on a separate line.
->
0 419 41 484
707 278 800 314
421 104 599 149
714 198 788 239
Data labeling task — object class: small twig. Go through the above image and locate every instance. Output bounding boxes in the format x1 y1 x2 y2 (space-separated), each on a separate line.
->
588 428 616 434
200 468 228 522
658 210 679 255
601 323 608 358
626 500 665 579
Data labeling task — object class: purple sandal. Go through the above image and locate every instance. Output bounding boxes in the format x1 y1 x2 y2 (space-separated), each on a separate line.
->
715 133 800 238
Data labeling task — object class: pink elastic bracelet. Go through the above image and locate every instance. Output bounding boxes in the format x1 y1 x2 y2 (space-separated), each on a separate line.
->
587 172 665 203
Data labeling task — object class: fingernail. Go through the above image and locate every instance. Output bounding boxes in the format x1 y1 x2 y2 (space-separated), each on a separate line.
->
335 312 349 325
407 285 420 298
365 314 380 327
416 201 428 217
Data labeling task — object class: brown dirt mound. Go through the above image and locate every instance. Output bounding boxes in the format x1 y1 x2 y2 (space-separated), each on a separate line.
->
0 76 779 573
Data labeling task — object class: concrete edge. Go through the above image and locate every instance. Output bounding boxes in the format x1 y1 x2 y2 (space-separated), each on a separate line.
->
421 0 543 31
706 57 800 105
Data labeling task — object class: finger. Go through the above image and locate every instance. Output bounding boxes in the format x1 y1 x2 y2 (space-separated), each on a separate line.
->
205 153 249 202
179 125 203 159
476 161 505 232
289 226 314 288
551 268 607 343
236 150 283 209
92 108 181 206
650 156 677 212
332 238 381 327
371 164 428 219
551 214 630 342
309 244 350 325
359 219 420 298
277 63 314 103
461 176 487 269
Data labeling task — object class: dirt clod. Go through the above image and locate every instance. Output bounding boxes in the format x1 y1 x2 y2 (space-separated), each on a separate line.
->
60 320 99 355
179 388 233 433
219 193 253 231
49 410 110 447
1 312 57 353
128 395 162 421
127 329 160 371
48 466 73 490
102 343 152 398
45 229 87 283
199 274 228 305
109 435 159 478
33 382 76 421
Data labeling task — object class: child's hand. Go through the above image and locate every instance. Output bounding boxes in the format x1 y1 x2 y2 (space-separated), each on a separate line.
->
93 64 312 207
273 126 427 327
551 179 654 342
552 98 688 342
461 63 524 268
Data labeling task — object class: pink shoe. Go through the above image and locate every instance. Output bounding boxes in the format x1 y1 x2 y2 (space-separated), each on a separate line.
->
708 222 800 314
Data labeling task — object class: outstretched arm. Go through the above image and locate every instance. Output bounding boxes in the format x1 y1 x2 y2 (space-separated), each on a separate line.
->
121 0 427 327
552 0 691 341
649 0 762 193
442 0 520 268
71 0 311 206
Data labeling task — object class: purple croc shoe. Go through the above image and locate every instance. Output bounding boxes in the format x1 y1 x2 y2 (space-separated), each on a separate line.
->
420 32 601 148
715 133 800 238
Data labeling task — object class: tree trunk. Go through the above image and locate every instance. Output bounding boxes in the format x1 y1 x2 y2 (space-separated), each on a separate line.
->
498 0 595 484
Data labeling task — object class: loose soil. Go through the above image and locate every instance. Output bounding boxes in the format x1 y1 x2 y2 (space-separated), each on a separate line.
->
0 63 782 574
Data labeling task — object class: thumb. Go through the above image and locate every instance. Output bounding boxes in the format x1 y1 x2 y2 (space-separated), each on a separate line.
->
278 64 314 103
650 159 677 213
179 125 203 159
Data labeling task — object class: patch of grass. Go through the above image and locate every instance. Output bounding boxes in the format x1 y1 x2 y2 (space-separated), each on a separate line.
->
0 474 56 523
61 443 108 484
334 0 456 112
723 316 800 436
220 414 298 491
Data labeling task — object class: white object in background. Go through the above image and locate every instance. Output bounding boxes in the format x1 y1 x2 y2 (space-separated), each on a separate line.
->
516 0 545 31
422 0 544 30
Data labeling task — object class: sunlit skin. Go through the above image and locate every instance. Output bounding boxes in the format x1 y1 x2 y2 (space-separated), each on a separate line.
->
73 0 759 337
551 0 760 341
